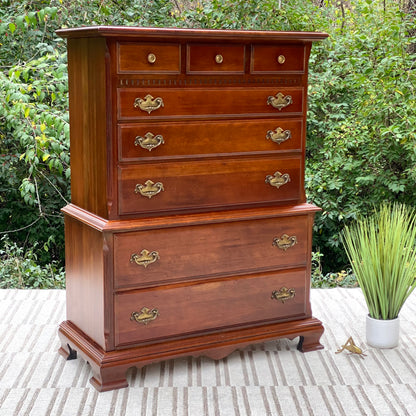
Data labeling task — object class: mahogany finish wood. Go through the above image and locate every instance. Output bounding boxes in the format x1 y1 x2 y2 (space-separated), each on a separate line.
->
114 269 309 346
117 87 304 119
57 26 327 392
113 214 309 290
118 118 303 161
118 156 302 216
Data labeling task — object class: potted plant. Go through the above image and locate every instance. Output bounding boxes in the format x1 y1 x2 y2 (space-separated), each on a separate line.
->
342 202 416 348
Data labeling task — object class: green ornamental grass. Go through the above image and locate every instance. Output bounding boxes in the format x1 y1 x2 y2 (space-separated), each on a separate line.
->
342 203 416 320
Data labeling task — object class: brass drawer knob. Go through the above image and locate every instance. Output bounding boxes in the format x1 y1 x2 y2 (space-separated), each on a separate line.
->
215 54 224 64
277 55 286 64
272 234 297 251
130 249 160 268
147 53 156 64
135 179 164 198
134 132 165 151
267 92 293 111
131 307 159 325
265 171 290 189
266 127 292 144
271 287 295 303
134 94 164 114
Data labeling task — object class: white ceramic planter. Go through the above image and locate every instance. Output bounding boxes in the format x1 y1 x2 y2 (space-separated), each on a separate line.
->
366 315 400 348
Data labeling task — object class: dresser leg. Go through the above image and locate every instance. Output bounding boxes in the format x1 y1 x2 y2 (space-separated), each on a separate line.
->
89 365 129 392
58 343 77 360
297 327 325 352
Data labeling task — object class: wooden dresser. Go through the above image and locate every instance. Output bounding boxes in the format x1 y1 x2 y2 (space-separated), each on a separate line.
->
57 26 328 391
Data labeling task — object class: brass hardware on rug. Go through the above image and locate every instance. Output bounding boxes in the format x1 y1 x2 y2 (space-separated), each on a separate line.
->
134 94 164 114
131 307 159 325
147 53 156 64
267 92 293 111
265 171 290 189
335 337 366 358
271 287 295 303
135 180 164 198
272 234 297 251
130 249 160 268
277 55 286 64
266 127 292 144
134 132 165 151
215 54 224 64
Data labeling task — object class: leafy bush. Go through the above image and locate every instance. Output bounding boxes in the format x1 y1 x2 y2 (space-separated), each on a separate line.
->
311 251 357 289
306 1 416 271
0 44 70 266
0 0 177 269
0 236 65 288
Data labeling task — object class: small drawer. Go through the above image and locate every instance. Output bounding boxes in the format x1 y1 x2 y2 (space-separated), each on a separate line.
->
118 119 303 161
114 214 309 289
186 44 245 74
117 87 303 119
118 156 302 216
114 269 309 346
117 42 181 73
251 45 305 73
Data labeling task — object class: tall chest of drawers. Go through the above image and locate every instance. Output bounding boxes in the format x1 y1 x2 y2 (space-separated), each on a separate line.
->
57 26 328 391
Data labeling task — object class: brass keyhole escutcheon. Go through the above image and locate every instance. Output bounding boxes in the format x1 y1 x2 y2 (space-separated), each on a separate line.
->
272 234 297 251
135 132 165 151
134 180 164 199
130 249 160 268
267 92 293 111
147 53 156 64
215 54 224 64
266 127 292 145
265 171 290 189
131 307 159 325
277 55 286 64
271 287 295 303
134 94 164 114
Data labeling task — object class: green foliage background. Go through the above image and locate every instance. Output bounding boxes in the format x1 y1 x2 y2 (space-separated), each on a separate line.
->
0 0 415 287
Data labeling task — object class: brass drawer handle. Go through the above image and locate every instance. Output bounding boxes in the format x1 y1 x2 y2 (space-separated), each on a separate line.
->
135 132 165 151
147 53 156 64
215 54 223 64
266 127 292 145
277 55 286 64
131 307 159 325
135 179 164 199
130 249 160 268
134 94 164 114
265 171 290 189
267 92 293 111
272 234 297 251
271 287 295 303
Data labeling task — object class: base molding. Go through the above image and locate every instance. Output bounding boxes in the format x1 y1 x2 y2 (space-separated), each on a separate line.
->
58 318 324 392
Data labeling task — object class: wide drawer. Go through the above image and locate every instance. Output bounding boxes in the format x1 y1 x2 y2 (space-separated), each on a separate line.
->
251 45 305 73
114 269 309 346
117 87 303 120
117 42 181 73
118 156 302 215
114 214 309 289
186 44 245 74
118 119 303 161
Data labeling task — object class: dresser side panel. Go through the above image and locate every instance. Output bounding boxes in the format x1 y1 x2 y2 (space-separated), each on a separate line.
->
67 37 110 218
64 215 109 349
299 43 313 204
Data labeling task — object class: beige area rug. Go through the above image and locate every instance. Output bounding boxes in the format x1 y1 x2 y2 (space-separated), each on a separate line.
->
0 288 415 416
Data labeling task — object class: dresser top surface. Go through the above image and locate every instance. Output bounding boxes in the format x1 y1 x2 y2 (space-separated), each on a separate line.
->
56 26 328 43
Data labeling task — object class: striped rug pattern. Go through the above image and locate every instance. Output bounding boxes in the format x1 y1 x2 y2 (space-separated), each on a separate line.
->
1 288 416 415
